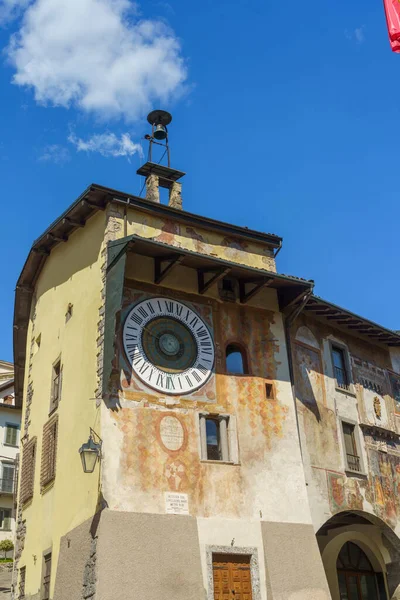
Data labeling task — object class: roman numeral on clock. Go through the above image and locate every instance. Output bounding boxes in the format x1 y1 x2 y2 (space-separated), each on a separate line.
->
164 301 174 313
157 373 165 388
166 376 175 390
130 313 143 325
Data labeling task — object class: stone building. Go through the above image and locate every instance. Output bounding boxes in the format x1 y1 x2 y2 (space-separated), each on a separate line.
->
11 128 400 600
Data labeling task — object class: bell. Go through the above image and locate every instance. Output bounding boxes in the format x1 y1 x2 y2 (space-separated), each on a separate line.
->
154 123 167 140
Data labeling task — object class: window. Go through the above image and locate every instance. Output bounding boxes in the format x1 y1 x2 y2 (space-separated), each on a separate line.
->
65 303 73 323
332 345 350 390
1 463 15 494
342 422 361 472
0 508 12 530
50 359 62 413
200 415 238 463
265 382 274 399
19 566 26 599
226 344 248 375
41 416 58 490
42 552 52 600
20 437 36 505
5 424 19 447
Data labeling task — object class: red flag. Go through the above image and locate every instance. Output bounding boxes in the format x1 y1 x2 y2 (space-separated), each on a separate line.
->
384 0 400 51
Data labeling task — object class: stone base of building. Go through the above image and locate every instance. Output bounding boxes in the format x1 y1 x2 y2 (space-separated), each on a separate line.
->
51 509 331 600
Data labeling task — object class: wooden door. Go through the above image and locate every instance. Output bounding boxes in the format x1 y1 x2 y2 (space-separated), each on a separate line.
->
213 554 252 600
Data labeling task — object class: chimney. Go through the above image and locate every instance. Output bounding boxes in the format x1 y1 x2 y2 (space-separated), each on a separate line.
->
137 110 185 210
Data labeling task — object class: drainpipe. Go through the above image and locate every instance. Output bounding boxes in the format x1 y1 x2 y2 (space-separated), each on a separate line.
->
284 288 313 460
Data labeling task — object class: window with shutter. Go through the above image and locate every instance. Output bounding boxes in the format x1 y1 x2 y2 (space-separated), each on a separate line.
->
42 553 52 600
5 424 19 446
50 359 62 413
341 422 362 472
20 437 37 505
0 508 12 530
19 566 26 599
41 416 58 489
1 464 15 494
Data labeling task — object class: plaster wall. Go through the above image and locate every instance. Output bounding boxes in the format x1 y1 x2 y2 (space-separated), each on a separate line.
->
121 204 277 272
17 211 106 599
292 313 400 570
101 261 311 525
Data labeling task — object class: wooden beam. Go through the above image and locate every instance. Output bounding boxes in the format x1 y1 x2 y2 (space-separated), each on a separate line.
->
32 247 50 256
314 310 341 316
154 254 184 284
81 199 105 211
198 267 231 295
239 277 274 304
347 325 374 331
46 233 67 243
62 217 85 228
326 315 353 321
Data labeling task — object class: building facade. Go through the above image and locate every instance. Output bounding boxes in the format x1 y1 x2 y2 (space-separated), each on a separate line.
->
11 154 400 599
0 361 21 544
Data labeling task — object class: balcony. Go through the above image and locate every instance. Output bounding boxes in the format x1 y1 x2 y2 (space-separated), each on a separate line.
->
346 453 361 472
0 479 14 494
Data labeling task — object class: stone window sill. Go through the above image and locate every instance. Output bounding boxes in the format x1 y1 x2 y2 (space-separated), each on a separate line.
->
201 460 240 466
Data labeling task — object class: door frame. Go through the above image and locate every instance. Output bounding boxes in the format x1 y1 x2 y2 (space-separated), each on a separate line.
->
206 545 261 600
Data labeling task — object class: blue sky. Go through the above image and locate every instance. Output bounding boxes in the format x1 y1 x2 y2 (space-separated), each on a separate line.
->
0 0 399 361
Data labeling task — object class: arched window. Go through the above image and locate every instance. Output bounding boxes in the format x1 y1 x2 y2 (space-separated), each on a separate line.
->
226 344 248 375
336 542 380 600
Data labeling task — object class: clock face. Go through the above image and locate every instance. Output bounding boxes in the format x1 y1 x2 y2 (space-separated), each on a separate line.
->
123 297 215 395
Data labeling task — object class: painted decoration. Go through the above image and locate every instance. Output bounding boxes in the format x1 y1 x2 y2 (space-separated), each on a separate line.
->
159 416 185 451
122 297 215 395
388 371 400 414
293 342 325 407
327 471 363 513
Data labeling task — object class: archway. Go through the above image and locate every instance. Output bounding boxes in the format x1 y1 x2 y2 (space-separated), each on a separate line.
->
336 541 386 599
316 511 400 600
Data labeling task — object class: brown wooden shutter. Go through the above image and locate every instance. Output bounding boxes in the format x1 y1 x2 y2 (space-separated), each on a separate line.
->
20 437 37 505
41 416 58 489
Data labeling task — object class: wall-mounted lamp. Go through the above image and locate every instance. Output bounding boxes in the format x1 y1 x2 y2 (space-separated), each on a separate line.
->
79 429 102 473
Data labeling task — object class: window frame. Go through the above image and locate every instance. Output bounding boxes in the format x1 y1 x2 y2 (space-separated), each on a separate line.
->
339 417 366 475
199 414 239 464
329 341 355 395
40 416 59 491
4 423 19 447
19 565 26 599
41 550 52 600
49 357 62 414
0 507 12 531
20 437 37 505
1 462 15 494
225 342 250 376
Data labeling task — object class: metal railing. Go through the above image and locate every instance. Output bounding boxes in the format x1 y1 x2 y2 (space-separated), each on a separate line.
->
346 453 361 472
0 478 14 494
334 366 349 390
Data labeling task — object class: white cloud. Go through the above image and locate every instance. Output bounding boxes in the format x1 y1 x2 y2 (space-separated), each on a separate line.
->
68 132 143 158
0 0 31 26
39 144 70 164
354 26 365 44
6 0 187 121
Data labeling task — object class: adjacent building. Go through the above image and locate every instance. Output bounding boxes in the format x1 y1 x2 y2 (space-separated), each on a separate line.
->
11 119 400 600
0 361 21 543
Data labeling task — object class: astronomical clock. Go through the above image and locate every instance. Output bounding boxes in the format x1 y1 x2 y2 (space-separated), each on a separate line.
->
123 297 215 395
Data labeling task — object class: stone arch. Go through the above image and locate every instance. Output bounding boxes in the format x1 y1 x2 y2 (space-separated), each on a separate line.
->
295 325 319 349
316 510 400 599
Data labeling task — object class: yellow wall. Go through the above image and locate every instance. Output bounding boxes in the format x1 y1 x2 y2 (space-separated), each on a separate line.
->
18 211 106 598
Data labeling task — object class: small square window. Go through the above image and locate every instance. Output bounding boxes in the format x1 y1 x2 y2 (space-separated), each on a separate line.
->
331 345 351 390
265 383 274 399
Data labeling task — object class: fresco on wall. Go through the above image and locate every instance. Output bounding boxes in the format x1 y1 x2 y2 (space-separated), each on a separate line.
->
327 471 364 513
293 342 325 408
388 371 400 415
367 448 400 528
352 357 393 428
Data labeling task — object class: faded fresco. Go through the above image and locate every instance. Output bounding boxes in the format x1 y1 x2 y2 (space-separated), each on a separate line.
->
366 448 400 528
293 342 325 408
125 207 277 272
389 371 400 415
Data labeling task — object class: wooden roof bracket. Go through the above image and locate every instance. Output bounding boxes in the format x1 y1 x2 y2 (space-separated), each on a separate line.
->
239 277 274 304
154 253 184 285
198 267 231 295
